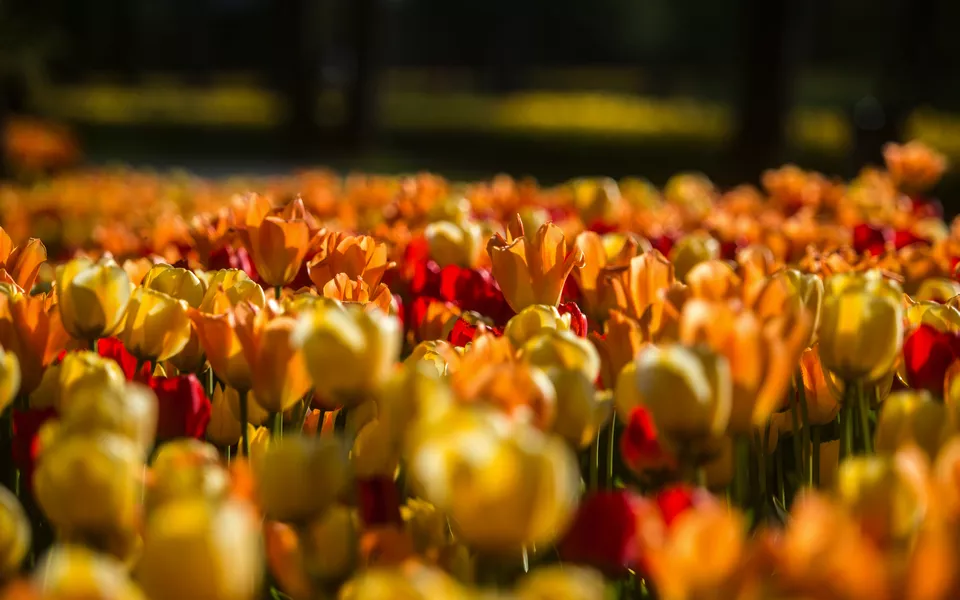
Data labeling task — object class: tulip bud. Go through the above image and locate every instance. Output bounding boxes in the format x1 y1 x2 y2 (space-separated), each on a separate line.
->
425 220 484 268
0 346 19 415
55 351 127 412
300 504 359 582
138 499 263 600
142 263 205 308
0 486 29 578
516 565 606 600
875 390 948 460
56 257 131 341
545 367 610 448
522 329 601 382
198 269 265 314
34 545 147 600
504 305 572 348
669 233 720 282
34 434 144 539
294 304 401 404
118 287 192 363
147 439 230 513
207 385 243 447
58 381 157 457
254 437 350 524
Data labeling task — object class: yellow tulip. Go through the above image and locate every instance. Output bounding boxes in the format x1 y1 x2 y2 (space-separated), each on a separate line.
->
243 425 272 464
521 329 601 382
198 268 265 314
0 346 19 414
56 257 131 341
232 302 312 413
52 351 127 411
240 195 311 288
141 263 205 308
408 408 579 553
454 362 557 430
515 565 606 600
819 272 904 383
58 381 157 457
874 390 949 461
914 278 960 304
339 565 470 600
117 286 191 363
0 486 29 578
253 437 350 523
487 217 585 312
835 450 929 545
299 504 359 581
669 233 720 282
424 219 484 268
504 304 571 348
544 367 611 448
34 433 144 538
617 344 731 456
147 439 230 512
138 499 263 600
33 544 147 600
403 340 461 376
767 269 824 346
294 304 401 404
377 362 455 455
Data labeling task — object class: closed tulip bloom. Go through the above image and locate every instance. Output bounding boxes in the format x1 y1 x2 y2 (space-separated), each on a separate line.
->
58 381 157 457
0 288 69 394
33 545 147 600
253 437 350 523
819 272 904 383
764 268 823 346
545 367 611 448
198 269 265 314
0 486 29 578
189 309 252 392
233 302 311 413
591 310 647 390
294 304 401 403
207 385 243 447
138 499 263 600
299 504 359 581
522 329 601 383
799 347 841 425
504 304 571 348
409 409 580 553
618 344 732 455
308 232 395 289
0 228 46 292
141 263 205 308
669 233 720 282
146 439 229 514
34 433 144 538
0 346 19 414
56 257 131 341
515 565 606 600
241 195 311 288
118 287 191 363
455 362 557 430
52 351 127 411
684 260 742 301
425 219 484 268
875 390 948 461
487 217 585 312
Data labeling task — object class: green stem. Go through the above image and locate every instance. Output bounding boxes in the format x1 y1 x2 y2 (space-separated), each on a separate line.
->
840 386 855 460
589 433 600 490
789 380 803 478
275 286 282 301
733 435 750 509
606 413 617 490
776 444 786 506
226 445 231 464
812 426 821 487
857 381 873 454
797 371 811 484
206 367 216 399
272 411 283 440
89 338 98 352
239 390 250 458
754 431 767 508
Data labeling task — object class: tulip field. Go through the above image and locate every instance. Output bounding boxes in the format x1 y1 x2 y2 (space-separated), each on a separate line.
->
0 141 958 599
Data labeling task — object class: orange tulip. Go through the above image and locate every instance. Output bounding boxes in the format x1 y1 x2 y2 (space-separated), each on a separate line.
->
0 288 69 394
600 250 675 330
684 260 741 301
572 231 642 319
241 194 311 288
486 216 585 312
189 308 252 393
0 227 46 292
322 273 393 314
590 310 648 389
883 140 947 193
308 232 395 289
233 301 312 413
798 347 841 426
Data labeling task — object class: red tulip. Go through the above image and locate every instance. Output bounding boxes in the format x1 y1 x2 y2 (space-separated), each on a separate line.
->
357 477 402 526
12 407 57 493
903 324 960 396
557 490 649 576
852 223 890 256
558 302 588 338
150 374 212 440
654 484 714 528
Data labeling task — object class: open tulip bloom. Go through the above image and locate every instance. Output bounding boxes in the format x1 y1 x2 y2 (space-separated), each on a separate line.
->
2 140 960 599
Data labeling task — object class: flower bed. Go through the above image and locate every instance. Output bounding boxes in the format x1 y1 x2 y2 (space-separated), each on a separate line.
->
0 141 956 599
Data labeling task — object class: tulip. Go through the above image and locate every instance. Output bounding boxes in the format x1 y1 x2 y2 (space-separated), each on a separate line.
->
50 350 127 411
455 362 557 430
883 140 947 192
591 310 647 390
404 340 461 376
298 504 359 581
556 491 651 576
835 451 929 546
819 272 904 383
339 564 469 600
0 486 29 578
322 273 393 314
226 386 269 426
572 230 642 319
798 347 841 425
34 433 144 539
0 289 68 394
600 251 675 330
150 375 212 440
545 367 611 448
138 499 263 600
504 304 571 348
189 309 252 392
377 362 455 455
293 304 401 404
406 297 461 344
684 260 741 301
521 329 601 383
915 277 960 303
147 440 229 512
408 408 580 553
253 436 350 523
669 233 720 282
207 384 243 447
0 228 46 292
0 345 19 415
616 344 731 458
239 195 310 288
58 380 157 457
425 219 484 268
198 269 266 313
308 232 395 289
620 404 676 475
33 545 147 600
515 566 606 600
755 269 823 346
141 263 205 308
874 390 948 460
487 217 585 312
56 257 132 341
122 257 157 286
117 287 191 364
231 302 312 414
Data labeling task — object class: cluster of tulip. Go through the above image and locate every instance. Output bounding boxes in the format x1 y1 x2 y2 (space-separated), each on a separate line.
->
0 140 957 599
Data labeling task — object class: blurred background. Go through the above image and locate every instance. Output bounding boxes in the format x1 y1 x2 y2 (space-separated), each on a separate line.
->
1 0 960 194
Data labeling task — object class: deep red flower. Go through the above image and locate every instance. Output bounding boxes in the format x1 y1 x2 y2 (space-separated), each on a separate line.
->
655 484 714 528
908 195 944 220
903 324 960 396
356 477 402 526
852 223 890 256
586 220 618 235
96 337 151 381
207 245 258 282
621 406 675 472
150 374 212 440
893 229 930 250
410 259 443 300
12 407 57 494
446 317 502 347
558 302 588 338
557 490 647 576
